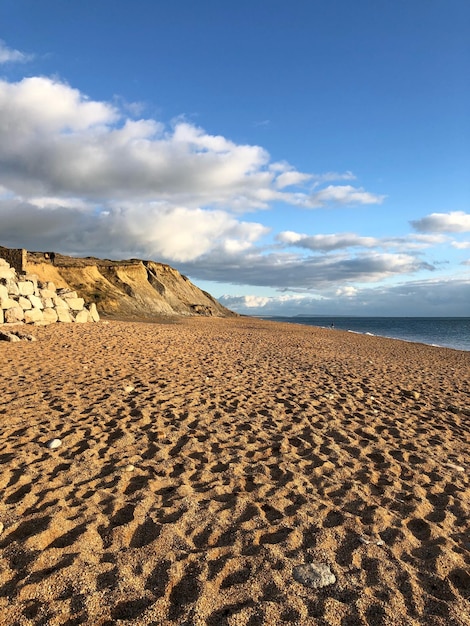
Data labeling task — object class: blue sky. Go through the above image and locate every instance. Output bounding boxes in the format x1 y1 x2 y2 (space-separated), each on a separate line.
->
1 0 469 315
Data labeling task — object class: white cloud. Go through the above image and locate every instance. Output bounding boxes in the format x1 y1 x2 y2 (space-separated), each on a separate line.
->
237 295 271 308
311 171 357 182
411 211 470 233
277 231 377 251
275 170 312 189
0 40 33 64
276 231 305 244
452 241 470 249
219 293 314 311
336 286 358 297
276 230 446 253
122 206 270 262
28 195 93 210
303 185 386 208
402 234 448 248
0 76 117 135
273 169 356 190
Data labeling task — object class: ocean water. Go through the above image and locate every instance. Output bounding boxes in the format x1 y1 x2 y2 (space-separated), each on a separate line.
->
261 316 470 352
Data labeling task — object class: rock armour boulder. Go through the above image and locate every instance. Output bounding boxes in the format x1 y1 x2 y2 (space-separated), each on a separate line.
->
0 257 99 326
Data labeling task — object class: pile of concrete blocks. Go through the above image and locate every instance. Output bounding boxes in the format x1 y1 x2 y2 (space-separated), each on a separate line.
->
0 257 100 325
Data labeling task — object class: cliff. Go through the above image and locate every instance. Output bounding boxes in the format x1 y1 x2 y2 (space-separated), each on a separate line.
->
22 250 235 319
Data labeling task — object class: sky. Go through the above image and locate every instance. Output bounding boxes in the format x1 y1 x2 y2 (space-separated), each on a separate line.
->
1 0 469 316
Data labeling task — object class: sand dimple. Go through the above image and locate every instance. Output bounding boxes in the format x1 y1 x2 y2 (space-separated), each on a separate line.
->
0 317 469 625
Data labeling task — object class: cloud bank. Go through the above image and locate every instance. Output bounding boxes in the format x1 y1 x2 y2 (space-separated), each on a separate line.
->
176 250 432 290
0 76 385 212
219 278 470 317
0 75 386 263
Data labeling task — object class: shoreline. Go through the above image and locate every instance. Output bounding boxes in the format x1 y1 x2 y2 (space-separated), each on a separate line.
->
258 315 470 353
0 317 469 625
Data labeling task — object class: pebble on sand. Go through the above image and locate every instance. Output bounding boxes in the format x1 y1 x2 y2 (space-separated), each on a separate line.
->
446 462 465 472
401 389 421 400
46 438 62 449
359 535 385 546
293 562 336 589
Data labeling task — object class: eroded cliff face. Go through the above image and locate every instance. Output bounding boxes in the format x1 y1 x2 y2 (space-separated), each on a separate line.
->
25 252 235 319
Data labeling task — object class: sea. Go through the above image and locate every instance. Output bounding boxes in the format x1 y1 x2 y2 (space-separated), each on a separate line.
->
260 316 470 352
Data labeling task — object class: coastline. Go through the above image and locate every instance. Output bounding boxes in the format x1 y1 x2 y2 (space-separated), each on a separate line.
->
260 316 470 352
1 317 469 625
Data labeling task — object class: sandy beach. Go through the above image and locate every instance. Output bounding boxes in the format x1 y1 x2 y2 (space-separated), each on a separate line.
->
0 317 469 626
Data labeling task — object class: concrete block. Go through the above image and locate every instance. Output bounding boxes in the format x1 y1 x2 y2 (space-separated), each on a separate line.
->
56 307 73 323
18 296 32 310
43 308 59 323
18 281 35 296
74 310 89 323
66 297 85 311
5 307 24 323
53 296 70 308
0 297 19 309
88 303 100 322
0 268 16 281
28 294 44 309
7 281 19 296
24 308 44 323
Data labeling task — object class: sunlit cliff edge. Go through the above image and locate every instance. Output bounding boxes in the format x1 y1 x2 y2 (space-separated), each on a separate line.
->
1 247 236 320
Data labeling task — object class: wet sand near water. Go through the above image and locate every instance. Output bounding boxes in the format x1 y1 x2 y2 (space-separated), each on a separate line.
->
0 317 469 625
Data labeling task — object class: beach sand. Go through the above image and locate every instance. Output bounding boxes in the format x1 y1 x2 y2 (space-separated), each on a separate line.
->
0 317 469 626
